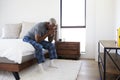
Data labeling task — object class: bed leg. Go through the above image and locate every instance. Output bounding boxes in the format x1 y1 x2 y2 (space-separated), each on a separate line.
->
12 72 20 80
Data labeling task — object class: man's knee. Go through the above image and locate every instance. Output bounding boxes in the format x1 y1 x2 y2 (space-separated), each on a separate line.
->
48 43 56 50
49 43 54 47
35 43 43 49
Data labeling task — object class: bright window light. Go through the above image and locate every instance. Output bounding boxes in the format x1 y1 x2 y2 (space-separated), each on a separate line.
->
62 0 85 27
61 28 86 52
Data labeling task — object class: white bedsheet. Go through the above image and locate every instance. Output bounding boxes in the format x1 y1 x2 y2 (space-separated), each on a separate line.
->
0 39 35 64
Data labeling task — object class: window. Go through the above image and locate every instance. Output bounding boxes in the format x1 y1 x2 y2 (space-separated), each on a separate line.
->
61 0 86 28
60 0 86 53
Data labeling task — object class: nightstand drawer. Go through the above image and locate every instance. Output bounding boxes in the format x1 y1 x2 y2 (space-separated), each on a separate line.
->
57 50 78 55
57 45 78 50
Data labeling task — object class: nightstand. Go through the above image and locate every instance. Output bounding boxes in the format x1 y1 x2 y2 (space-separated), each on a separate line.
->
55 42 80 60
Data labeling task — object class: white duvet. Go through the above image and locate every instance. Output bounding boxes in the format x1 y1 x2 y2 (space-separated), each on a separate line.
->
0 39 35 64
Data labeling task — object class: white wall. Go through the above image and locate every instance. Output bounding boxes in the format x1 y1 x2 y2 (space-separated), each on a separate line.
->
81 0 96 59
0 0 60 37
0 0 117 60
95 0 116 60
82 0 116 60
115 0 120 29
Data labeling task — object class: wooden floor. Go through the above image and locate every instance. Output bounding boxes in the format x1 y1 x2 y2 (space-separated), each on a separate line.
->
77 59 100 80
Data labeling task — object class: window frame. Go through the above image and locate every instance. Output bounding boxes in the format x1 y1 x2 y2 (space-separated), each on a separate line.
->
60 0 86 28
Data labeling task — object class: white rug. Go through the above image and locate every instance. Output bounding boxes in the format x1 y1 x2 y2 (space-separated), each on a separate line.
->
0 59 81 80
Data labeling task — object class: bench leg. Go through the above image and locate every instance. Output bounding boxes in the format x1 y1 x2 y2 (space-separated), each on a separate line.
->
12 72 20 80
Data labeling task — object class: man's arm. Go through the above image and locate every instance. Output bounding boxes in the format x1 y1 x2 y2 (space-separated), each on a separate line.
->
48 34 54 42
35 30 54 43
48 25 57 42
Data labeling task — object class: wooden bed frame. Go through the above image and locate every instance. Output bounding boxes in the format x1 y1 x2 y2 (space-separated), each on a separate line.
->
0 58 37 80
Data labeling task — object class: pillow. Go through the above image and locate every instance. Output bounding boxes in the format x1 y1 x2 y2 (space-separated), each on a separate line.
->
1 23 22 39
19 22 35 38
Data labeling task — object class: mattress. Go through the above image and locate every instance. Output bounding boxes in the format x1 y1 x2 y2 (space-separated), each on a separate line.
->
0 39 35 64
0 39 48 64
0 49 48 64
0 54 35 64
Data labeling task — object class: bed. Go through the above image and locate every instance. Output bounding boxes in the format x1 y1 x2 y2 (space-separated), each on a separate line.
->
0 22 57 80
0 39 36 80
0 39 41 80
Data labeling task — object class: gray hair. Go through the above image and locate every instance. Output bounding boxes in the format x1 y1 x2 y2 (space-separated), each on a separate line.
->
49 18 56 25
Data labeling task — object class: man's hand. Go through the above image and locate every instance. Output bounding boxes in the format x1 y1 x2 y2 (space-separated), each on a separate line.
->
47 29 55 35
47 29 56 42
